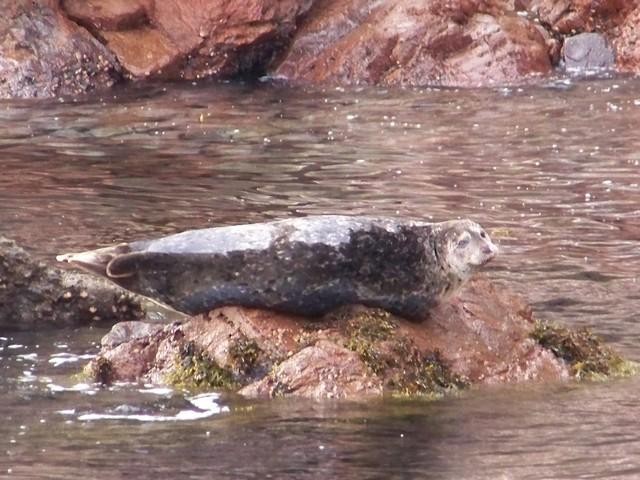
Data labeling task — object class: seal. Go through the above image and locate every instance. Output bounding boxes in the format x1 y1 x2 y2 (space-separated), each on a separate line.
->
57 216 498 320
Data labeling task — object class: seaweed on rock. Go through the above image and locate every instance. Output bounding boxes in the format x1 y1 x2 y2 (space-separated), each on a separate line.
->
531 321 638 380
342 308 468 397
166 341 235 391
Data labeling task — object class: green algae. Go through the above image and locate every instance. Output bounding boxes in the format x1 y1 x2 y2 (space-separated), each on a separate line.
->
531 320 639 380
228 337 261 375
166 341 235 391
343 308 467 397
79 356 114 385
415 352 468 393
344 309 397 374
387 339 469 398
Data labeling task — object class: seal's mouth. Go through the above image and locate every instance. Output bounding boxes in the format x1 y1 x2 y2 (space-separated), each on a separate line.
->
481 243 498 265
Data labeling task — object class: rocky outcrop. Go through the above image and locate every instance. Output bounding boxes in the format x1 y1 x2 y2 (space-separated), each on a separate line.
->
524 0 630 34
273 0 554 87
61 0 314 79
525 0 639 74
0 237 161 330
0 0 120 99
613 5 640 73
87 276 605 400
1 235 632 398
4 0 640 96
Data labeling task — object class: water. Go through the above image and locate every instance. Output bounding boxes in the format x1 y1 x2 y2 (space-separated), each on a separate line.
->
1 78 639 478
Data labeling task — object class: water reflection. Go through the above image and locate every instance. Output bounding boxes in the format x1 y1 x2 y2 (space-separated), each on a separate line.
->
1 78 639 478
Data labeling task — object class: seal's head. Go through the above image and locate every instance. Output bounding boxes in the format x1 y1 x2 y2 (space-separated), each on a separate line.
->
436 219 498 287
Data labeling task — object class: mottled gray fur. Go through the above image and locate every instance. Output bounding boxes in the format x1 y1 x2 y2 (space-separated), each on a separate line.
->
58 215 498 320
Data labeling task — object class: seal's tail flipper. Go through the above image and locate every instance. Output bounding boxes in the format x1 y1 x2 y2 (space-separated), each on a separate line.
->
56 243 133 278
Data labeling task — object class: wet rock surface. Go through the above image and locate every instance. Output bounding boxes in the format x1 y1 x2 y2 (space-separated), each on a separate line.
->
613 5 640 73
0 0 120 99
85 276 606 400
273 0 553 87
0 237 147 330
562 32 615 71
62 0 314 80
4 0 640 96
240 340 384 399
524 0 629 34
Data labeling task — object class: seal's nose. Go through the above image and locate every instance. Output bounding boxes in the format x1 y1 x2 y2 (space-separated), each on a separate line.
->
481 241 498 263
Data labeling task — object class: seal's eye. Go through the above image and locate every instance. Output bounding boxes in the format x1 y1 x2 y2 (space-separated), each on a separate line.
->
480 231 487 239
457 237 470 249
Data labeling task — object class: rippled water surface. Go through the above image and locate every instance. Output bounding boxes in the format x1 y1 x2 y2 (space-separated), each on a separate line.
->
1 78 639 478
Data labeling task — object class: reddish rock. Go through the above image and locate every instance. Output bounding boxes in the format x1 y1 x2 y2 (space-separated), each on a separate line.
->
0 0 121 98
94 337 161 382
612 5 640 73
273 0 553 87
524 1 640 74
240 340 384 399
62 0 152 31
524 0 629 34
88 276 574 399
6 0 640 97
404 277 568 383
62 0 314 79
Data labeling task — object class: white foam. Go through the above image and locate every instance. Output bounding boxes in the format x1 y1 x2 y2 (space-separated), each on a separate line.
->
138 387 173 396
76 392 228 422
48 353 95 367
48 382 97 395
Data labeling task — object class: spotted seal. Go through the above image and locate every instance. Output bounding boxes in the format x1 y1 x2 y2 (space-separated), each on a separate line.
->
57 216 498 320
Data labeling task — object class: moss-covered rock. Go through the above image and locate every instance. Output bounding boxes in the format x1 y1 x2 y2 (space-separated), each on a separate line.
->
80 356 115 385
388 342 469 397
342 308 468 397
228 337 262 375
344 309 397 374
166 341 235 391
83 278 637 400
531 321 639 380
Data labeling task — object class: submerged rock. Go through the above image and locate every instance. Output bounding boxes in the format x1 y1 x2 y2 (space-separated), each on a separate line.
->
0 237 151 330
84 276 621 400
0 0 121 99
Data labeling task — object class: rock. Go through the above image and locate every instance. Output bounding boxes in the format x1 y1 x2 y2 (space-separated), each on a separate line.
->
5 0 640 96
612 6 640 73
62 0 152 31
62 0 314 80
87 276 620 400
101 321 164 348
562 33 615 71
240 340 384 399
272 0 553 87
524 0 629 34
0 0 121 99
0 237 152 330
